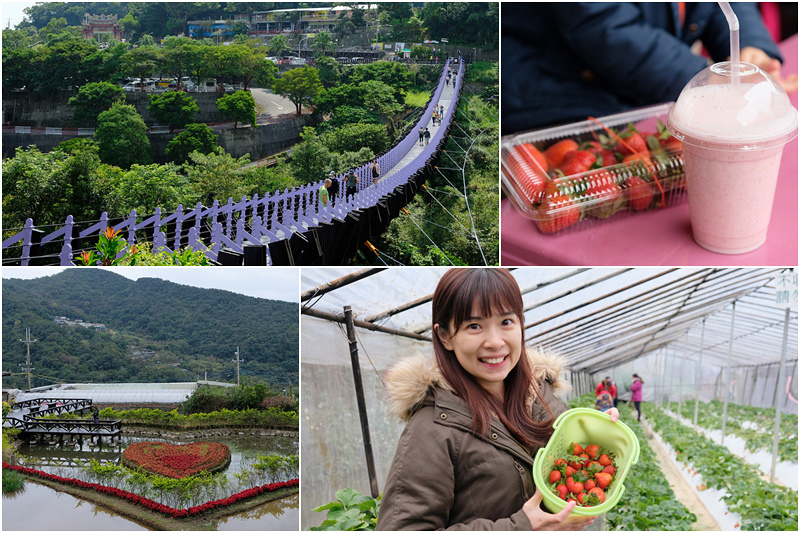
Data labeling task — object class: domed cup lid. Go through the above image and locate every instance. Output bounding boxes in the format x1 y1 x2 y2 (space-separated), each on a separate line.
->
668 61 798 150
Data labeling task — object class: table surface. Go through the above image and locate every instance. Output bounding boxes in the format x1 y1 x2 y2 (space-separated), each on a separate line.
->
500 34 798 267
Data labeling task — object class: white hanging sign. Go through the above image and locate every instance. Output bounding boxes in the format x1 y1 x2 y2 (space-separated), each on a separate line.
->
774 269 798 308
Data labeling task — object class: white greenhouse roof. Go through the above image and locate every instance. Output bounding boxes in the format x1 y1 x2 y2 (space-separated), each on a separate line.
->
301 268 798 373
10 381 233 404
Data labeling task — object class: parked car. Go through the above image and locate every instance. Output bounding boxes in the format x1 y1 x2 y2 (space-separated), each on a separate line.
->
265 56 280 64
289 57 306 66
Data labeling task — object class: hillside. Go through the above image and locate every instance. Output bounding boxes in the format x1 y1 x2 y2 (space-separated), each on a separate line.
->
2 269 298 389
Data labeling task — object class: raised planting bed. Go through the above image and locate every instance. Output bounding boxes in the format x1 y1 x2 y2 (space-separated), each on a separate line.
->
121 441 231 478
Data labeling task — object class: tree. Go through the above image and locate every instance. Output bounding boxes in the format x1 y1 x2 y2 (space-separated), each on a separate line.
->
183 147 251 204
147 91 199 132
95 102 152 168
92 162 192 217
216 90 257 128
273 66 322 116
68 82 125 127
166 123 218 163
269 35 291 57
313 55 342 88
289 127 332 184
122 46 158 92
411 45 431 60
312 31 333 57
322 123 389 155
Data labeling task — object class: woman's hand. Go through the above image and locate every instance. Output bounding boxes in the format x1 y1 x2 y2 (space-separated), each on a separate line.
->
522 488 596 530
607 407 619 422
739 47 798 93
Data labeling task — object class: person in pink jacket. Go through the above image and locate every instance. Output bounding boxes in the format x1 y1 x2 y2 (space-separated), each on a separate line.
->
630 374 644 421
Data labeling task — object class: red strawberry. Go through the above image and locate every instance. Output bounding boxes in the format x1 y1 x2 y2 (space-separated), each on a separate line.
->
536 193 580 233
585 170 624 218
602 465 616 476
568 458 583 470
617 131 648 156
576 492 587 504
549 470 561 484
579 453 590 467
584 444 600 460
624 175 655 211
594 472 612 489
586 461 602 474
569 480 584 495
565 465 575 477
554 458 567 468
660 136 682 153
570 443 584 455
598 454 613 467
584 479 596 491
508 145 549 205
518 142 549 172
544 139 579 169
556 483 568 500
588 487 606 504
559 150 597 176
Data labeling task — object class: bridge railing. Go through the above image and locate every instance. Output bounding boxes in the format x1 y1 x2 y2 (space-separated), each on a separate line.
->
2 60 465 266
22 418 122 434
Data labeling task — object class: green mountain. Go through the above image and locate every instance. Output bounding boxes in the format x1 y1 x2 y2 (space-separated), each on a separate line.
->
2 269 298 390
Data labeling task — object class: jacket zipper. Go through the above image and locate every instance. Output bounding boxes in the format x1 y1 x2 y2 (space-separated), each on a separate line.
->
513 459 530 499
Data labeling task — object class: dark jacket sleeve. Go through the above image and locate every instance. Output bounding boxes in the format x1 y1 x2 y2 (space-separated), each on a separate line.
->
376 407 533 531
547 3 708 106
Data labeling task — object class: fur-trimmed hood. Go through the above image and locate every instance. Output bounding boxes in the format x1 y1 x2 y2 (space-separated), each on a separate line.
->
383 346 572 421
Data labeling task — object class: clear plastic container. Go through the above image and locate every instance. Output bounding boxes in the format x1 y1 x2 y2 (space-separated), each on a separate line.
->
501 103 686 234
532 408 640 516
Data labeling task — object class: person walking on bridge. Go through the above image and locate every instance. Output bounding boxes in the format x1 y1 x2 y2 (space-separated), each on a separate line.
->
327 170 340 205
92 406 100 431
418 127 425 146
423 127 431 146
346 169 359 198
370 159 381 185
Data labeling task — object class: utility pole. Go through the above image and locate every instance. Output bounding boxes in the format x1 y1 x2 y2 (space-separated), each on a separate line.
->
232 347 243 386
19 327 37 390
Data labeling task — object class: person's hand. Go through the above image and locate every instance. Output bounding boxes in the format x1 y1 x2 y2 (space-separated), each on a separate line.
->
522 488 596 530
738 46 798 93
607 407 619 422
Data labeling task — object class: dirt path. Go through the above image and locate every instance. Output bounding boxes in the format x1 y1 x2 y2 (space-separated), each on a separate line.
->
638 417 720 531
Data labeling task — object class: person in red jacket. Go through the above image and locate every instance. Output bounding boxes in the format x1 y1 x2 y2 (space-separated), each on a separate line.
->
596 377 617 403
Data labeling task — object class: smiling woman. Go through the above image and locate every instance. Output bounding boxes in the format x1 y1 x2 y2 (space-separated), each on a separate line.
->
376 268 614 531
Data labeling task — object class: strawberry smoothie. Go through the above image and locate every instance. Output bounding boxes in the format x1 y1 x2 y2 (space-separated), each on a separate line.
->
668 63 798 254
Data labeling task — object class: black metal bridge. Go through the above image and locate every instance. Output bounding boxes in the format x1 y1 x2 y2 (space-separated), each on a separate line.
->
3 398 122 441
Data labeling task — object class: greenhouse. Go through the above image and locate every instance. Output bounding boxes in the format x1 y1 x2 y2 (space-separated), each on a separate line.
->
300 267 798 531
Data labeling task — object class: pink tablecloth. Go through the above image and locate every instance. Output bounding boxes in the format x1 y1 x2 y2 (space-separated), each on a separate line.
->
501 34 798 266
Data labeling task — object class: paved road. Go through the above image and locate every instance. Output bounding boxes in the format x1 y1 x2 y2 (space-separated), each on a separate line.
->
250 88 296 118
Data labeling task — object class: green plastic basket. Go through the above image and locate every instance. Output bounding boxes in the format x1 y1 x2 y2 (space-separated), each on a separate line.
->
532 408 640 516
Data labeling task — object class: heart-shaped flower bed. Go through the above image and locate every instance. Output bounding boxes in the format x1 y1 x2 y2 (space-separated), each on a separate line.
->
122 442 231 479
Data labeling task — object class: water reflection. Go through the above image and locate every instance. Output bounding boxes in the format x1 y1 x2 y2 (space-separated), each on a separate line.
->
3 481 299 531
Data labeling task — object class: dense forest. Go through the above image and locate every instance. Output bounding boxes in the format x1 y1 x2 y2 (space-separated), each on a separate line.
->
2 269 298 389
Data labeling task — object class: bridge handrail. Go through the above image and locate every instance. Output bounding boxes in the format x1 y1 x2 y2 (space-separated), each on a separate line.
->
2 60 466 266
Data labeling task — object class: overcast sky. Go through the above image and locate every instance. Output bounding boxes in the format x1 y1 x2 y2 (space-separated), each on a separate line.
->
2 267 300 302
2 2 36 29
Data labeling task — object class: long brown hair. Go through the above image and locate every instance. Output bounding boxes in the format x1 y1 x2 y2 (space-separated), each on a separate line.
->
432 268 555 448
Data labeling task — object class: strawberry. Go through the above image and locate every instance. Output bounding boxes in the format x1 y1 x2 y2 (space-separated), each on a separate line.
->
508 145 549 205
518 142 549 172
660 136 682 153
602 465 616 476
598 454 613 467
569 443 584 455
549 470 561 484
555 483 568 500
616 131 648 156
576 492 587 504
544 139 579 169
586 461 603 475
554 458 567 468
568 480 584 495
565 465 575 477
578 453 590 467
585 170 625 219
584 479 596 491
588 487 606 504
594 472 612 489
568 458 583 470
583 444 599 460
536 193 580 233
559 150 597 176
622 153 651 165
624 175 655 211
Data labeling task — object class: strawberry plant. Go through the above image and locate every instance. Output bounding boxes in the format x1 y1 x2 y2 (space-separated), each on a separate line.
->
646 404 798 531
311 488 381 531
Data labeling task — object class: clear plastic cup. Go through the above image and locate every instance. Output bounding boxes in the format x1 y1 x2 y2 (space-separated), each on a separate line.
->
668 61 798 254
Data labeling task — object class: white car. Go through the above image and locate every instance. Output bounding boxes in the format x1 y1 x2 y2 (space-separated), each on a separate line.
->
289 57 306 66
265 57 279 64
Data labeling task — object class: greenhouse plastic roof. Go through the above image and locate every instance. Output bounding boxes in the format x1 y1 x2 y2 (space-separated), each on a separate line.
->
301 268 798 373
9 382 234 404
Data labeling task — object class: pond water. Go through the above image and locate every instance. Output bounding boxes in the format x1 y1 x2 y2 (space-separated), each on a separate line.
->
2 482 299 530
4 433 298 530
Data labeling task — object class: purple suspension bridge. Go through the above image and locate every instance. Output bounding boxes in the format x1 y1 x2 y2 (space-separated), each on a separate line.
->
2 60 465 266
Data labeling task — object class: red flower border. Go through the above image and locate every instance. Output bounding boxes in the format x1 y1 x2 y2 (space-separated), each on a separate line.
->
2 462 298 519
122 441 231 478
